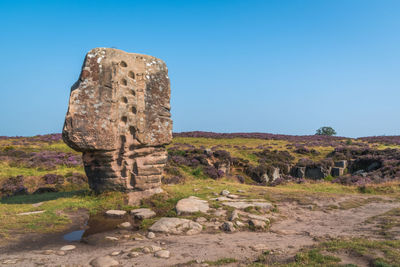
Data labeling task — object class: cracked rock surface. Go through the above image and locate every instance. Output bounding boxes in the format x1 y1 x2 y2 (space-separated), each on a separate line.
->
62 48 172 201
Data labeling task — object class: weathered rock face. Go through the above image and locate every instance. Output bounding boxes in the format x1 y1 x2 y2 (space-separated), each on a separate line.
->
62 48 172 198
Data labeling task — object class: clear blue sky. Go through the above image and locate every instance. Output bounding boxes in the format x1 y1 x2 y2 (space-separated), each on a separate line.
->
1 0 399 137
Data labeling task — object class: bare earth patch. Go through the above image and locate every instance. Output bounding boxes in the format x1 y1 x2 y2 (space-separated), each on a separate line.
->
1 193 399 266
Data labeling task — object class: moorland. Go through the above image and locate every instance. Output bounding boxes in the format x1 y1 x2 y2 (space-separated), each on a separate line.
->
1 132 400 266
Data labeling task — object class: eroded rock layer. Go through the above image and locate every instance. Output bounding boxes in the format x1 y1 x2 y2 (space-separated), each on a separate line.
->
62 48 172 196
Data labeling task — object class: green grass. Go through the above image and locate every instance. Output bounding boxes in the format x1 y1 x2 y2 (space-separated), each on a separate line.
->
205 258 237 265
251 238 400 267
0 190 132 242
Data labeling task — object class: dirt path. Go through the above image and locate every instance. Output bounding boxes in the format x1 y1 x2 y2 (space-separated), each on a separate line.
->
1 197 399 266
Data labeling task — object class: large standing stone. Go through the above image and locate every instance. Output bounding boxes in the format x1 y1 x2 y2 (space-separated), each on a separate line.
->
62 48 172 203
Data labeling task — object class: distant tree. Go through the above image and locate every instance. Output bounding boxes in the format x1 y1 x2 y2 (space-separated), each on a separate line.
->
315 126 337 136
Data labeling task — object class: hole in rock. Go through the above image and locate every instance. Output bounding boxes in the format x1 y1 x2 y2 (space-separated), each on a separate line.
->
129 126 136 135
121 116 128 123
131 89 136 96
121 79 127 86
131 107 137 114
122 97 128 103
120 61 127 67
128 71 135 79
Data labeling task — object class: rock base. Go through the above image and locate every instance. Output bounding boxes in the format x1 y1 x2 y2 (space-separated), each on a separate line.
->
127 188 163 205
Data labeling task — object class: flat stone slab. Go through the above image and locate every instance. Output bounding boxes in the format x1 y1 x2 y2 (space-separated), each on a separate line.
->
222 201 273 210
154 250 170 258
149 217 202 235
176 196 209 215
238 211 270 221
130 208 156 219
60 245 76 251
90 256 119 267
17 210 45 216
105 210 126 218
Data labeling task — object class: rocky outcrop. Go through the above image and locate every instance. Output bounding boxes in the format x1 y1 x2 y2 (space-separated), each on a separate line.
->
331 167 345 177
62 48 172 203
305 166 331 180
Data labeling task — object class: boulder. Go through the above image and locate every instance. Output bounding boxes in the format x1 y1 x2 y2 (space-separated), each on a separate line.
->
62 48 172 202
90 256 119 267
118 222 132 229
334 160 347 168
249 219 266 229
131 208 156 219
305 166 330 180
147 232 155 239
291 167 305 178
221 221 235 232
60 245 76 251
331 167 344 177
176 196 209 215
105 210 126 218
149 217 202 235
220 190 230 196
154 250 170 259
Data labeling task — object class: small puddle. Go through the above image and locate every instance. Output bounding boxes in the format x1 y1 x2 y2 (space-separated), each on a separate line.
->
63 230 85 242
63 213 139 242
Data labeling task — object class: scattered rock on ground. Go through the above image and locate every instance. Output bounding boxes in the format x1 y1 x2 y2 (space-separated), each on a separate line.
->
176 196 209 215
60 245 76 251
105 236 119 241
214 209 227 217
127 252 140 258
229 210 239 221
236 221 245 227
118 222 132 229
131 208 156 219
90 256 119 267
150 245 162 252
196 217 208 223
221 221 235 232
242 212 270 222
222 201 273 210
154 250 170 258
110 251 121 256
215 196 231 201
142 247 151 254
227 194 240 199
221 190 230 196
42 250 54 255
149 217 202 235
2 259 18 265
250 244 269 251
147 232 156 239
249 219 266 229
105 210 127 218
